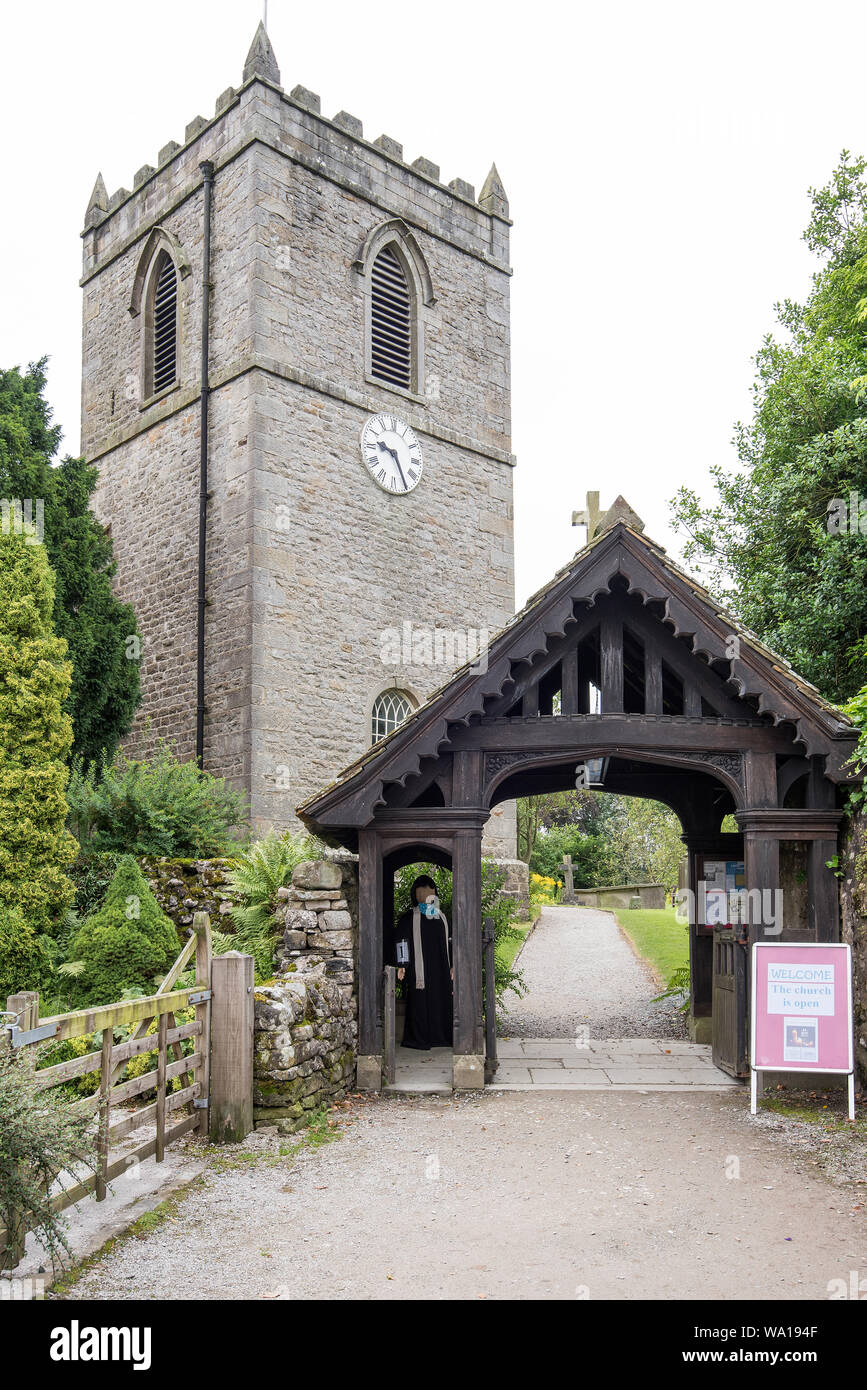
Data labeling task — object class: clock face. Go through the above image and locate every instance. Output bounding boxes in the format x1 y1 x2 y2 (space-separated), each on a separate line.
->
360 413 424 495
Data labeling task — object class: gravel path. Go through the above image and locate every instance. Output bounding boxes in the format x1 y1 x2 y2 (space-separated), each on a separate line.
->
63 1088 867 1301
501 905 688 1041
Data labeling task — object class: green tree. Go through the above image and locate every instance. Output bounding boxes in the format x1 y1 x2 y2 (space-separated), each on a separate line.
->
516 789 611 862
65 856 179 1007
601 797 684 893
671 152 867 704
0 360 141 765
529 824 611 886
0 528 77 934
0 907 50 999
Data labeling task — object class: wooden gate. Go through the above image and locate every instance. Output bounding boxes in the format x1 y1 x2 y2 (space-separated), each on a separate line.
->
0 913 212 1270
711 928 749 1077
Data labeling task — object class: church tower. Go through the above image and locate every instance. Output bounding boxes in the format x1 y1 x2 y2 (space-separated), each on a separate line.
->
81 26 516 854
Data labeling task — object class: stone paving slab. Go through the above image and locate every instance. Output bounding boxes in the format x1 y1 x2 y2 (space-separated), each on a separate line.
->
527 1067 612 1084
384 1038 741 1091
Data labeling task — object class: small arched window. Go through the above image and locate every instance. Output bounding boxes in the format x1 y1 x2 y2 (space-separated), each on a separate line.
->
371 689 414 744
146 250 178 397
370 245 412 390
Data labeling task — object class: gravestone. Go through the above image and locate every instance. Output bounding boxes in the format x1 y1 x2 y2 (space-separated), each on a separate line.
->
561 854 576 904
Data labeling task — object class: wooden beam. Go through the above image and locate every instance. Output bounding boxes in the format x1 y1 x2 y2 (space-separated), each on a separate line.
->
561 648 579 716
623 603 747 718
484 609 600 717
684 684 702 718
600 612 623 712
451 715 790 753
452 750 484 806
645 645 663 715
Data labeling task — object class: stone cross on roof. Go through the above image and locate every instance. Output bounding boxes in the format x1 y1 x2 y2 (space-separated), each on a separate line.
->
572 492 645 546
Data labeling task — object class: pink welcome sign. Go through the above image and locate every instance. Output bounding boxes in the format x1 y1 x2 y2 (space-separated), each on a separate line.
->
751 943 853 1074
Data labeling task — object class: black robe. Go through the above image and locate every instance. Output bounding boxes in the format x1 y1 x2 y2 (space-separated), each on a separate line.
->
392 905 453 1049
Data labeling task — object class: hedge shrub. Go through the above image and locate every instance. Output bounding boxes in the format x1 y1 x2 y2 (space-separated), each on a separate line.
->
0 528 77 934
0 906 49 1001
65 856 179 1008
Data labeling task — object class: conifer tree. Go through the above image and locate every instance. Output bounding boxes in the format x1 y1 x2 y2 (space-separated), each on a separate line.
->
0 528 77 935
0 360 141 766
66 856 179 1007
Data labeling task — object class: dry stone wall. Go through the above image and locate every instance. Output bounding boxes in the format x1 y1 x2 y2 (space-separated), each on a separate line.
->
139 856 240 930
254 858 359 1129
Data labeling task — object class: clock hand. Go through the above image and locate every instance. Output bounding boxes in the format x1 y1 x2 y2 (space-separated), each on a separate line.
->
377 440 408 490
388 447 408 491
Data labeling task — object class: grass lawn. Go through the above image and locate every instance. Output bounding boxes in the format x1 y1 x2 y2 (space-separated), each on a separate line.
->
613 907 689 987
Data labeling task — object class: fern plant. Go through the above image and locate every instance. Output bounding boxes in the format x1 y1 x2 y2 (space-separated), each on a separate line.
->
653 964 691 1013
213 830 325 978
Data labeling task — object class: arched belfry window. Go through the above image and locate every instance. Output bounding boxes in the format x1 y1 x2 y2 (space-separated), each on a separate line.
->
129 226 190 405
371 689 415 744
357 219 434 397
371 245 412 390
146 250 178 397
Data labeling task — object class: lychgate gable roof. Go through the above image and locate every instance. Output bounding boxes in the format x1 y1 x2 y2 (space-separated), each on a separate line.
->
297 522 859 833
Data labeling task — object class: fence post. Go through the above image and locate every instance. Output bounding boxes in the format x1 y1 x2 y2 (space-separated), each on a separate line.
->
94 1026 114 1200
209 952 254 1144
2 992 39 1269
193 911 212 1136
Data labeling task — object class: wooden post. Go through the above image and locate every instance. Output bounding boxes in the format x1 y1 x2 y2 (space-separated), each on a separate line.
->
383 966 396 1086
357 829 384 1090
452 830 484 1089
95 1025 115 1200
808 839 840 941
193 911 212 1135
209 952 254 1144
684 683 702 717
645 645 663 715
483 918 498 1084
600 611 623 713
561 647 579 716
156 1013 167 1163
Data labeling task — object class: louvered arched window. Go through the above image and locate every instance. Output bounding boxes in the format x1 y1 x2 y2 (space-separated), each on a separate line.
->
371 689 414 744
370 245 412 390
146 250 178 397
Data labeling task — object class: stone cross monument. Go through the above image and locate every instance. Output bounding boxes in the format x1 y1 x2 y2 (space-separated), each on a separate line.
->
561 853 576 904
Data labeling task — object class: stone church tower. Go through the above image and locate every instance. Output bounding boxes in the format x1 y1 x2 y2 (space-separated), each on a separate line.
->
81 26 516 854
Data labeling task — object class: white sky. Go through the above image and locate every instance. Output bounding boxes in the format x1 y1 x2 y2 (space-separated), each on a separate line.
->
2 0 865 607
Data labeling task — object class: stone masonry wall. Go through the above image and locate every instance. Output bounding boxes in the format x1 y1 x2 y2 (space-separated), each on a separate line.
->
253 857 359 1130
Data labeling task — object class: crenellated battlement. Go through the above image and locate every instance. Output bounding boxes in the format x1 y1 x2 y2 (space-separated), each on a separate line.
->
83 23 509 234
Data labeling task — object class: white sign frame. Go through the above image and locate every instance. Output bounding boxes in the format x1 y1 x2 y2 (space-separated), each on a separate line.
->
750 941 854 1121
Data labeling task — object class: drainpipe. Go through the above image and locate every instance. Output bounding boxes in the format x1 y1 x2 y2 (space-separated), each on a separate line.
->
196 160 214 769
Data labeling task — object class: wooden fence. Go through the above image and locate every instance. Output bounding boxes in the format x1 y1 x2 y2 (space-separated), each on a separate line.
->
0 911 213 1271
